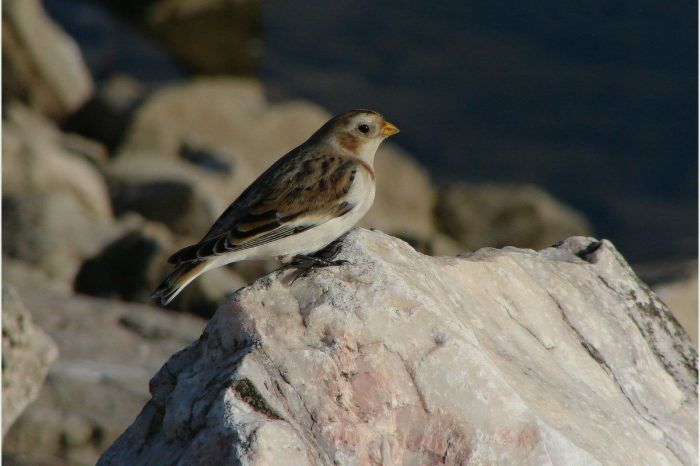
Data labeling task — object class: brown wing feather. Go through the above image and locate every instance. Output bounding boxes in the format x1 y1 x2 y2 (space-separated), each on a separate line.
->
169 146 358 264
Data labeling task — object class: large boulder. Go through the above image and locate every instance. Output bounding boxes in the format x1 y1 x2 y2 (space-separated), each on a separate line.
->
2 0 93 118
2 280 206 466
2 286 58 436
98 229 696 465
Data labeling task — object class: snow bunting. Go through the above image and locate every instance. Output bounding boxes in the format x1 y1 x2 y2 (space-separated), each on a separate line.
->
151 109 399 305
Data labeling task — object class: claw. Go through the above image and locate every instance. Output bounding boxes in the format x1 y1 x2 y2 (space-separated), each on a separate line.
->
286 240 348 282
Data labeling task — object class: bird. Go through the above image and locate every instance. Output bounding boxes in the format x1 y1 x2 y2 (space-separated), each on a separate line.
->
150 109 399 305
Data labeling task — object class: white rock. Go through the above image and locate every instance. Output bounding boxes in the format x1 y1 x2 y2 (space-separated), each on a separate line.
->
98 229 697 465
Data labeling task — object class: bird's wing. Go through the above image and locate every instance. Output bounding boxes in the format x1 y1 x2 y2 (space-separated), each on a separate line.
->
168 148 360 264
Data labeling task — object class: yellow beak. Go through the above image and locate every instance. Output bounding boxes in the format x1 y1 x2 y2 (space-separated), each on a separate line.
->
382 121 400 137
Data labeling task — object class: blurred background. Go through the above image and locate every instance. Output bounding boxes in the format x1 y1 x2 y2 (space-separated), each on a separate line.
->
2 1 697 464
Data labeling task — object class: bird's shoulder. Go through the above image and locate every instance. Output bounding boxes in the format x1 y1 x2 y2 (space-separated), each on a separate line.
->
200 144 364 242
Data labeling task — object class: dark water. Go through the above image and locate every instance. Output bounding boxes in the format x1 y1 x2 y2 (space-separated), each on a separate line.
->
262 1 698 264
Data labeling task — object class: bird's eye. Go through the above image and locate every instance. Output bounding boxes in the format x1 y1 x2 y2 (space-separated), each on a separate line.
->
358 124 370 134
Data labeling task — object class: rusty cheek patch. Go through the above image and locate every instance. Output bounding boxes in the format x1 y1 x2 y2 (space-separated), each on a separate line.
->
338 133 360 153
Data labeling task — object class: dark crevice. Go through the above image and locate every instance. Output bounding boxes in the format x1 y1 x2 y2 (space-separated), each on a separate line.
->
233 379 283 420
574 240 603 262
500 302 553 350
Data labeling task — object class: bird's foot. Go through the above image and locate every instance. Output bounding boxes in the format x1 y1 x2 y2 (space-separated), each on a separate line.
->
287 241 348 281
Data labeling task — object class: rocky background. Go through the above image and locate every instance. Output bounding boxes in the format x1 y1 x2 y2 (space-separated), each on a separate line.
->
2 1 697 465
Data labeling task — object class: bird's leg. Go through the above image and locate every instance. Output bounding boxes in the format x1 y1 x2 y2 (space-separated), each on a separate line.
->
288 240 348 280
294 240 347 266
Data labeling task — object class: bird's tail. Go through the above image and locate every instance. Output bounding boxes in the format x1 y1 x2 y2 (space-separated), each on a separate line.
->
150 260 209 306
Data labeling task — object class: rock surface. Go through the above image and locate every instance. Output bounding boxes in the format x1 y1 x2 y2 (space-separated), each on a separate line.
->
98 229 697 465
1 282 206 466
2 286 58 436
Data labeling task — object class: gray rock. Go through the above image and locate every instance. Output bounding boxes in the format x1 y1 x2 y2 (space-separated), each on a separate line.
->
2 281 206 465
98 229 697 465
110 175 217 238
2 103 114 284
105 153 237 238
74 223 175 303
2 0 93 118
73 220 247 317
2 191 110 285
2 286 58 436
435 182 593 251
2 103 111 219
60 132 110 168
63 73 150 151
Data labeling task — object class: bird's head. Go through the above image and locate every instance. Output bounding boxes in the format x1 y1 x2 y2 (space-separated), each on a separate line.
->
312 109 399 165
